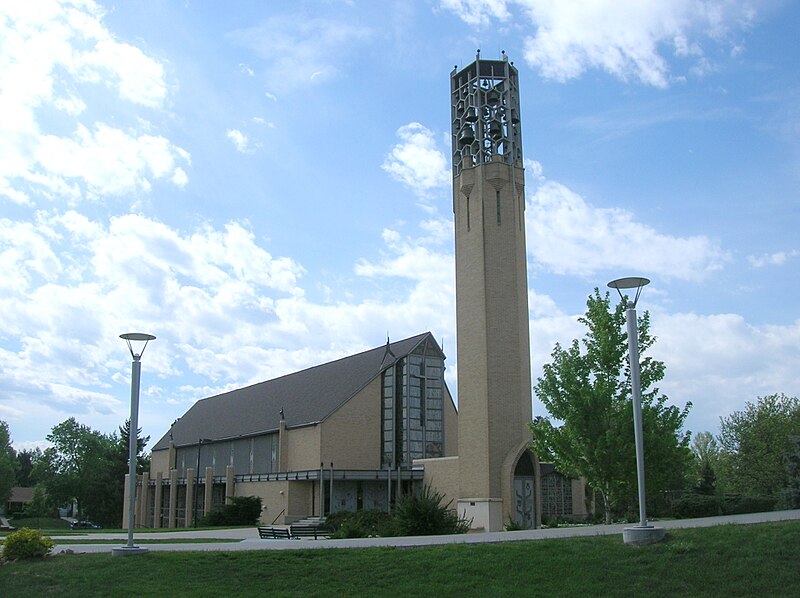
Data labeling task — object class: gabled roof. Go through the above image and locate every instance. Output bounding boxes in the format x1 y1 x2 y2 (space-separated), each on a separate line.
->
153 332 444 451
8 487 34 503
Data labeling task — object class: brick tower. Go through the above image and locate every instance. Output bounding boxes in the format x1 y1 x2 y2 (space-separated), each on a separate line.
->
451 52 537 531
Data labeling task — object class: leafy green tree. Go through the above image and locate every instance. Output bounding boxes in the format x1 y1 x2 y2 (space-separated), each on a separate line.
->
118 419 150 474
691 431 721 495
87 420 150 527
530 289 692 524
35 418 114 522
718 394 800 497
21 484 56 518
782 436 800 508
14 448 42 487
0 421 17 506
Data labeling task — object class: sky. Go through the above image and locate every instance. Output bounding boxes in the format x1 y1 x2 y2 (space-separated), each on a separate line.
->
1 0 798 453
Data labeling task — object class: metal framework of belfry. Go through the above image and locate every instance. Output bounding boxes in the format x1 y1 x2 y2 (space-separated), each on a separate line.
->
450 51 523 176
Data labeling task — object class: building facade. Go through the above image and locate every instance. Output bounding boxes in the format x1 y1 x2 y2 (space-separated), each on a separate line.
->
131 333 458 528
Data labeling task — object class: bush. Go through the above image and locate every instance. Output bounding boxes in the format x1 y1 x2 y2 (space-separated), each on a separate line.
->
721 494 776 515
21 485 57 519
393 485 471 536
505 516 526 531
2 528 55 560
328 510 397 538
201 496 262 526
672 494 721 519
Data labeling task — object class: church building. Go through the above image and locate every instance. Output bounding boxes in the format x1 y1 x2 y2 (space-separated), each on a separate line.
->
126 53 589 532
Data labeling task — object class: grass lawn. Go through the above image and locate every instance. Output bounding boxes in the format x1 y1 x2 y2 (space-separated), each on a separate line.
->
1 521 798 597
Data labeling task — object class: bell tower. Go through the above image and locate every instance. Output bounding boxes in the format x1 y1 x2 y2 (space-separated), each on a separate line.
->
451 52 535 531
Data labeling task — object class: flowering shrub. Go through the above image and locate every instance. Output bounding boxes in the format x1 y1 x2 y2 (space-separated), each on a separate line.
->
2 528 55 560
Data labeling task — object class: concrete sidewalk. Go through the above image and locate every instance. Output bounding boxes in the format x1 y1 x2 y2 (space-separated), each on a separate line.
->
51 509 800 555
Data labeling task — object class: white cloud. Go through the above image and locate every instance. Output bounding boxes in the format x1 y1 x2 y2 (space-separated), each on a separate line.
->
77 38 167 108
529 305 800 435
228 16 373 93
35 123 189 198
382 123 450 199
442 0 756 87
748 249 800 268
0 210 314 434
0 0 184 204
651 312 800 434
226 129 253 153
439 0 511 26
526 179 728 281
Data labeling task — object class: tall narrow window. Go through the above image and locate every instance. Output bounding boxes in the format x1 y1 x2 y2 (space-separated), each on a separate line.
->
496 189 501 224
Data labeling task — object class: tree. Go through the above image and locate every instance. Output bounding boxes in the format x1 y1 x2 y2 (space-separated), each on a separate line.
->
35 418 151 527
691 431 721 495
530 289 692 523
718 393 800 497
783 436 800 508
0 421 16 506
35 418 114 521
21 484 56 518
88 420 150 528
14 448 42 487
118 419 150 474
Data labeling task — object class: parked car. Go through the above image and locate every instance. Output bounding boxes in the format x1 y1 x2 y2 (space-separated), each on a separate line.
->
70 520 101 530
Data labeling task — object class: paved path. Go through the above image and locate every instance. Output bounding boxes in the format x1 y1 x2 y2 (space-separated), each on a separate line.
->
51 509 800 555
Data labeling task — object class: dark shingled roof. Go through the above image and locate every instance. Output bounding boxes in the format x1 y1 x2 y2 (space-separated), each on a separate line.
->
153 332 443 450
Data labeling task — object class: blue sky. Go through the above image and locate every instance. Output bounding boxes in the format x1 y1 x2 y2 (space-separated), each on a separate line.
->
1 0 798 451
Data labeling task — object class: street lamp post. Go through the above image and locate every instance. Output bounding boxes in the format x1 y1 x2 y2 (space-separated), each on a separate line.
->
607 277 665 546
113 332 155 557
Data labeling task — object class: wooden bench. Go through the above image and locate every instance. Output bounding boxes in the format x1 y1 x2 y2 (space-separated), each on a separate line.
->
289 524 328 539
258 526 291 539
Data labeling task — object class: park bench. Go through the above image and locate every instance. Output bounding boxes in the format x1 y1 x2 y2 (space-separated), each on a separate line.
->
258 526 291 539
289 523 329 539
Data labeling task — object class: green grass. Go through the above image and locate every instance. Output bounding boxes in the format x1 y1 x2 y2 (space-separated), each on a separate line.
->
1 521 798 597
6 518 70 531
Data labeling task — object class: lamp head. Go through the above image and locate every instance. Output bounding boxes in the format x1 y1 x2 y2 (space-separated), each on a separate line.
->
607 277 650 308
120 332 156 360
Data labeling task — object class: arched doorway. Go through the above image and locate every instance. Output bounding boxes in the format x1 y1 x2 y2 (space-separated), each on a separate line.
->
513 451 536 529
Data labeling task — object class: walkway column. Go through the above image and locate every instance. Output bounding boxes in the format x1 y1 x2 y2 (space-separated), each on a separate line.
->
153 471 163 529
185 467 196 527
225 464 235 505
121 473 131 528
168 469 178 528
204 466 214 517
278 417 288 471
140 471 150 527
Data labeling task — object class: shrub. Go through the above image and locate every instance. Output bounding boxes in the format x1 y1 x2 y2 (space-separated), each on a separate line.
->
672 494 720 519
720 494 776 515
201 496 262 526
328 510 397 538
393 485 471 536
2 528 55 560
21 485 57 519
505 517 526 531
323 511 351 532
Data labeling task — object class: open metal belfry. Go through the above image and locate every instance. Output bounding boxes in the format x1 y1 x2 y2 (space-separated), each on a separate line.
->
451 50 523 176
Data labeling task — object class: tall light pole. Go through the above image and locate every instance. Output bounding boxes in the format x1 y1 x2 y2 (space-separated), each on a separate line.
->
113 332 155 557
607 277 665 546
